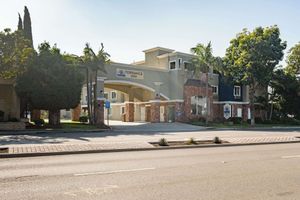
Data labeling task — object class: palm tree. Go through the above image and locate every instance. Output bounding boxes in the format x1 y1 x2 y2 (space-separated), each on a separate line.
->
82 43 110 125
191 42 216 125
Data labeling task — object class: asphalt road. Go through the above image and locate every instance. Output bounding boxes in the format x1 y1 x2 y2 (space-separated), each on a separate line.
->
1 143 300 200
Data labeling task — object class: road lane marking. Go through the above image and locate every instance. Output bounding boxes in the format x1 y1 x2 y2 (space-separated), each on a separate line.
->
281 155 300 159
64 185 119 197
74 167 155 176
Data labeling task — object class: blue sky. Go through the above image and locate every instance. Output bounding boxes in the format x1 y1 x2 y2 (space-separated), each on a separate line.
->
1 0 300 65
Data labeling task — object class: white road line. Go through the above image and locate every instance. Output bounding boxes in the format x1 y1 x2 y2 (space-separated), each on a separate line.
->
74 167 156 176
281 155 300 159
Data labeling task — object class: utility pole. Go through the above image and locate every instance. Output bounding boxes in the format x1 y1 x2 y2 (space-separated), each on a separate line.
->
205 72 209 125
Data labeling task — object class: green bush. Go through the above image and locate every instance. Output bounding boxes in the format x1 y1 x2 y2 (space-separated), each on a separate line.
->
213 136 221 144
8 117 19 122
158 138 169 146
260 119 274 124
186 137 197 145
79 116 88 123
0 110 4 122
231 117 243 124
280 117 300 125
33 119 45 126
254 117 300 125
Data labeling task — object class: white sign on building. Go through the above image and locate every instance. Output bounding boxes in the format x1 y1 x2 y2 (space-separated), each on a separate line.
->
223 103 232 119
116 68 144 79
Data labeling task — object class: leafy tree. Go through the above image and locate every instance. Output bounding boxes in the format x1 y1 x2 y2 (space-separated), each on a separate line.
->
18 13 23 30
286 42 300 76
23 6 33 47
16 42 84 125
270 70 300 119
190 42 220 124
0 28 34 79
224 26 286 125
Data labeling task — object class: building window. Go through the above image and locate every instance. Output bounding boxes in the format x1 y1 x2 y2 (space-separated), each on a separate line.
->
169 61 176 70
120 93 125 102
237 108 242 117
212 85 218 94
104 92 108 99
121 106 125 114
233 86 241 97
111 91 117 100
178 58 182 69
183 61 192 70
191 96 207 115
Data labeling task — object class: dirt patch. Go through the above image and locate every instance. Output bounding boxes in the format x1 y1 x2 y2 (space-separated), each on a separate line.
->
150 140 229 147
0 147 9 153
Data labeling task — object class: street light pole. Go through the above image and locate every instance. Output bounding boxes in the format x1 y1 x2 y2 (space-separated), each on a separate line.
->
205 72 209 125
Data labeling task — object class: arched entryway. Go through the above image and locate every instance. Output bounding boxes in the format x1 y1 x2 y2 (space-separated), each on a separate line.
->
104 80 169 123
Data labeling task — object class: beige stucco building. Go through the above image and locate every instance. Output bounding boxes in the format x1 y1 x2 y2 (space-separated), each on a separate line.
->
79 47 230 123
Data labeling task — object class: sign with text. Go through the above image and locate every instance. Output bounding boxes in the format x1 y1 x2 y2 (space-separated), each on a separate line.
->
223 103 232 119
105 100 111 109
116 68 144 79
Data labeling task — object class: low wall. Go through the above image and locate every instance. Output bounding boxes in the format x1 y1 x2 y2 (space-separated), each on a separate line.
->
0 122 25 130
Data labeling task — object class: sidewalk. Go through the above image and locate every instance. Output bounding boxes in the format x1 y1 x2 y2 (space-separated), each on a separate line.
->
3 135 300 156
1 123 300 158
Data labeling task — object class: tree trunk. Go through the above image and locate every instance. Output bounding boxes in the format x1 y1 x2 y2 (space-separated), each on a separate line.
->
93 70 98 124
249 86 256 126
89 73 94 124
86 68 92 124
49 110 60 126
31 109 41 121
269 88 274 120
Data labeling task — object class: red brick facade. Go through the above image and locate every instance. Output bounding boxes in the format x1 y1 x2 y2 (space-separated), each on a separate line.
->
213 103 250 122
150 101 160 123
125 102 134 122
183 84 213 122
95 100 105 126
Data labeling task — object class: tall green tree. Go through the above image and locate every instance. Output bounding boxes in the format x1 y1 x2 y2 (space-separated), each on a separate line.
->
0 28 34 79
18 13 23 30
16 42 84 125
23 6 33 47
270 70 300 119
224 26 286 125
190 42 220 124
286 42 300 76
82 43 110 125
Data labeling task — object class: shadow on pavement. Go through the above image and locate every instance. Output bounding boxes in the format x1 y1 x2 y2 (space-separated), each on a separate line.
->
1 121 299 146
0 122 205 145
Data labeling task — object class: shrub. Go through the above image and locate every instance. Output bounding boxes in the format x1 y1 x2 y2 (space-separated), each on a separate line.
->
231 117 242 124
254 117 263 124
254 117 300 125
8 117 19 122
213 136 221 144
33 119 45 126
186 137 197 145
0 110 4 122
158 138 169 146
280 117 300 125
79 116 88 123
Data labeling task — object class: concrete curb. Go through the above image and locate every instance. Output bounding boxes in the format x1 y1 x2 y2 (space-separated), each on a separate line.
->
0 129 110 135
208 127 300 131
1 140 300 159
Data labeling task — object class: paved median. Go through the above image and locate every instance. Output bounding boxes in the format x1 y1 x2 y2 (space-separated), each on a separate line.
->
1 135 300 158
